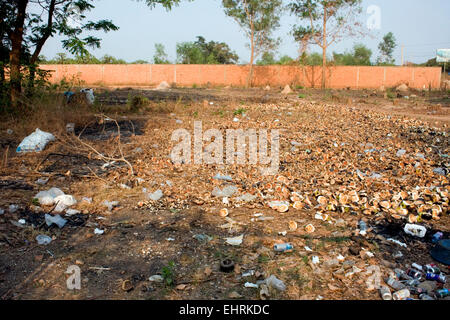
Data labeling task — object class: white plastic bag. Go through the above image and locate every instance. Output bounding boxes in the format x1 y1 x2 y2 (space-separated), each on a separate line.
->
80 88 95 104
16 129 55 153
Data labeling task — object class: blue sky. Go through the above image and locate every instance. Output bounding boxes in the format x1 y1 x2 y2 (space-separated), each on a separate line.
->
41 0 450 64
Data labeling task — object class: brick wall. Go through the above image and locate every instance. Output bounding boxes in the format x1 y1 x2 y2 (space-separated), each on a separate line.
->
40 64 442 89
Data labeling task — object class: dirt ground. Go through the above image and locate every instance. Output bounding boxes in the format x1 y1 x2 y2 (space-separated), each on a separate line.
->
0 86 449 300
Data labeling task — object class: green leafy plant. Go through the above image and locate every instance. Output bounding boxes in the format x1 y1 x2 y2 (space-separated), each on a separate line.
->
161 261 176 286
233 107 246 116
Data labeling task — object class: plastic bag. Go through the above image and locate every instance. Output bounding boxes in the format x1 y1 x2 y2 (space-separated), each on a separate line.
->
16 129 55 153
80 88 95 104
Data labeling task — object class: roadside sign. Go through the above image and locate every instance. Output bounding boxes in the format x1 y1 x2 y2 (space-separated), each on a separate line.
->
436 49 450 63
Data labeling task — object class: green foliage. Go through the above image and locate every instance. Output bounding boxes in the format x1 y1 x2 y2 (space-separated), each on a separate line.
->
161 261 176 287
233 107 246 115
386 89 396 99
177 36 239 64
333 43 372 66
258 52 296 65
222 0 282 64
128 94 150 112
377 32 396 65
153 43 170 64
290 0 363 49
257 52 276 65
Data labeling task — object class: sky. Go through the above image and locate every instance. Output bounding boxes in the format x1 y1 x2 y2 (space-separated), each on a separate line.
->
40 0 450 65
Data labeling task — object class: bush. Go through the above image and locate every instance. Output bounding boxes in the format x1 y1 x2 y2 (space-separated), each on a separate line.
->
127 95 149 112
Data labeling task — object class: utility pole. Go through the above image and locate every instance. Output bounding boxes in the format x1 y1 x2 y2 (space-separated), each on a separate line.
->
401 44 404 66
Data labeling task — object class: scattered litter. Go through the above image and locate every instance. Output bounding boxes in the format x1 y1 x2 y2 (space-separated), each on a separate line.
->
103 200 119 211
65 209 81 217
9 205 19 213
225 234 244 246
265 275 286 291
36 178 49 185
312 256 320 264
220 259 235 273
404 224 427 238
45 214 67 229
53 195 77 213
80 88 95 104
82 197 93 204
433 167 447 176
387 238 407 248
274 243 293 252
16 129 55 153
213 174 233 182
305 224 315 233
193 234 213 242
235 193 257 202
149 275 164 282
148 190 164 201
94 228 105 235
242 270 255 277
244 282 259 289
0 209 4 215
304 246 313 252
18 219 26 225
212 185 238 198
36 235 52 245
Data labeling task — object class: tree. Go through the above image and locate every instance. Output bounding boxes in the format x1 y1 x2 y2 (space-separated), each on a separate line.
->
289 0 365 89
5 0 189 108
153 43 170 64
377 32 396 65
257 52 276 65
222 0 282 87
333 43 372 66
176 36 239 64
278 55 294 65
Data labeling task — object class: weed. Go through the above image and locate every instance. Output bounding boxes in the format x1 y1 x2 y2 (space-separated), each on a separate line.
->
298 94 306 99
127 94 149 112
161 261 176 287
386 89 396 99
233 107 246 116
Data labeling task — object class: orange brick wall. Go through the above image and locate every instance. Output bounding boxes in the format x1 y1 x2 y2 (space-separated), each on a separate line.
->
40 64 442 89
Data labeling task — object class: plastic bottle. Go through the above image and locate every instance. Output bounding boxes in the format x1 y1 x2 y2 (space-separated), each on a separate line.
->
395 268 412 280
274 243 293 252
385 277 406 290
379 286 392 300
393 288 410 300
265 275 286 291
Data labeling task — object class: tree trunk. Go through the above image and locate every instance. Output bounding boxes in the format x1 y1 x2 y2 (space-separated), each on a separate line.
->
246 18 255 88
321 7 327 90
9 0 28 108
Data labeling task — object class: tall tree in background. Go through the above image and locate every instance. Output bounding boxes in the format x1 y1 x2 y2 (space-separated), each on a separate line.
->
289 0 365 89
153 43 170 64
5 0 189 108
333 43 372 66
176 36 239 64
377 32 396 65
222 0 282 87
